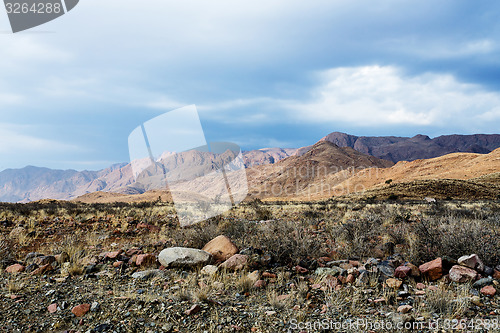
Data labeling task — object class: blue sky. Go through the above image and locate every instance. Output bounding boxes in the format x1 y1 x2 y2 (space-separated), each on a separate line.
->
1 0 500 171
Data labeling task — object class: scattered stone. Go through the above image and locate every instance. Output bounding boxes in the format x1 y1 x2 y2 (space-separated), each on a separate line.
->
220 254 248 271
494 270 500 280
346 274 355 284
5 264 25 273
315 267 345 277
200 265 218 276
47 303 58 313
473 278 493 289
294 265 308 274
113 261 124 268
131 269 164 280
394 266 411 279
30 263 53 276
262 272 276 279
71 304 91 317
254 280 266 288
397 305 413 313
449 265 478 283
377 261 395 277
386 278 402 289
480 285 496 297
471 296 482 306
158 247 212 268
406 263 421 277
202 235 239 262
247 270 260 284
416 283 426 290
419 258 443 281
185 304 201 316
458 254 484 272
135 254 156 267
91 301 100 312
265 311 276 316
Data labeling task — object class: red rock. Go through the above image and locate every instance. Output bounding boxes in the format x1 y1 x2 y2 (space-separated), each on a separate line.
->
386 278 402 289
406 263 421 277
449 265 478 283
349 260 360 267
185 304 201 316
30 263 53 276
202 235 239 262
419 258 443 281
71 304 90 317
262 272 277 279
311 284 321 289
346 274 355 284
319 256 332 262
220 254 248 271
125 248 142 257
47 303 58 313
254 280 266 288
397 305 413 313
137 223 160 232
5 264 25 273
325 276 338 289
294 265 308 274
113 261 124 268
480 285 496 297
416 283 426 290
394 266 411 279
415 290 426 295
277 294 289 301
105 251 122 259
136 254 156 266
493 270 500 280
128 254 138 266
428 285 438 291
338 276 346 284
458 254 484 272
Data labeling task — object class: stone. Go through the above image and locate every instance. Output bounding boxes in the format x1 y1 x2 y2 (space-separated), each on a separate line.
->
480 285 496 297
415 283 426 290
394 266 411 279
315 267 345 277
494 270 500 280
356 271 370 286
458 254 484 272
386 278 402 289
113 261 124 268
200 265 218 276
135 254 156 267
202 235 239 262
185 304 201 316
220 254 248 271
47 303 58 313
377 261 395 277
406 263 421 277
262 272 277 279
294 265 308 274
104 251 122 260
254 280 266 288
397 305 413 314
131 269 164 280
71 304 91 317
449 265 478 283
419 258 443 281
473 278 493 289
247 270 260 284
90 301 99 312
30 263 53 276
5 264 25 273
158 247 212 268
346 274 355 284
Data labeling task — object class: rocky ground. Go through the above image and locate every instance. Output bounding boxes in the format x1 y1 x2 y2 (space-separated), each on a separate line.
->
1 200 500 332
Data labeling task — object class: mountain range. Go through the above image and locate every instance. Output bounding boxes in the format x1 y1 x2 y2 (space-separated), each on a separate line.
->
0 131 499 202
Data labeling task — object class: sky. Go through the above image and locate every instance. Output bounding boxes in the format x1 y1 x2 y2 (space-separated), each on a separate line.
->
1 0 500 171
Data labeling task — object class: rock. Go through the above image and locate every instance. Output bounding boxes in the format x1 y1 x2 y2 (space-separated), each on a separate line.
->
220 254 248 271
25 252 44 263
397 305 413 314
90 301 99 312
158 247 212 268
449 265 478 283
5 264 25 273
265 310 276 316
394 266 411 279
406 263 421 277
473 278 493 289
494 270 500 280
104 251 122 260
458 254 484 272
30 263 53 276
135 254 156 267
377 261 395 278
419 258 443 281
484 266 494 276
262 272 277 279
294 265 308 274
416 283 426 290
346 274 355 284
34 255 56 266
471 296 482 306
386 278 402 289
315 267 345 277
247 270 260 284
202 235 239 262
71 304 91 317
113 261 124 268
185 304 201 316
9 227 26 239
254 280 266 288
356 271 370 286
480 285 496 297
131 269 164 280
47 303 58 313
200 265 218 276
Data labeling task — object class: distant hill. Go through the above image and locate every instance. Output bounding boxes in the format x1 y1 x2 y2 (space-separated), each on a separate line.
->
321 132 500 162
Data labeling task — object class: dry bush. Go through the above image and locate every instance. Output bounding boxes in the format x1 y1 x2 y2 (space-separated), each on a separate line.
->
426 284 470 317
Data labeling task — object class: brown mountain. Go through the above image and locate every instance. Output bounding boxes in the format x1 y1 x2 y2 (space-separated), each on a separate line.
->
246 141 393 199
321 132 500 162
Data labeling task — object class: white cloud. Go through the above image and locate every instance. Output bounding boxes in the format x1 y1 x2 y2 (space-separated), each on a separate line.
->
288 66 500 129
0 123 79 154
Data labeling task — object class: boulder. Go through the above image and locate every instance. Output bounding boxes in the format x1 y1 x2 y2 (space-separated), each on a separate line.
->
158 247 212 268
419 258 443 281
449 265 478 283
202 235 239 262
